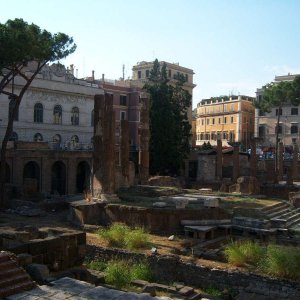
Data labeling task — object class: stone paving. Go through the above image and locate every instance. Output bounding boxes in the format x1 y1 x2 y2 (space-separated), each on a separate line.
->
5 277 175 300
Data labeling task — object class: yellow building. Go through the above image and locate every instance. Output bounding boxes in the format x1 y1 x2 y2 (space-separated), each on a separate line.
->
132 61 196 125
196 95 255 148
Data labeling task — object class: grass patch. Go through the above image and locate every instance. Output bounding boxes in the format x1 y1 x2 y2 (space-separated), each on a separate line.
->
225 240 264 267
97 223 150 250
225 240 300 280
202 286 222 297
87 259 153 289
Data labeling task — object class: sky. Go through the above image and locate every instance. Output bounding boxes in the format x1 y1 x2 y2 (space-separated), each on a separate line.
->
1 0 300 108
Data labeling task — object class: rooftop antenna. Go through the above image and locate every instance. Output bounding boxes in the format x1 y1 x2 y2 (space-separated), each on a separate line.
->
122 64 125 80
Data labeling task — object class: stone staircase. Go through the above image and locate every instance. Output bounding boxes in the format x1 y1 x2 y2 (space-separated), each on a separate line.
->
261 202 300 229
0 251 36 299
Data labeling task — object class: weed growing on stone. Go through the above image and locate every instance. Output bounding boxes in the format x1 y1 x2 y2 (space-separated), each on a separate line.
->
202 286 222 297
85 260 107 271
104 259 153 289
97 223 150 250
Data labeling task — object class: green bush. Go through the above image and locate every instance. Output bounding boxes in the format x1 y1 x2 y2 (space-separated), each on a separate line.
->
263 245 300 280
125 227 150 250
105 260 131 288
97 223 150 250
85 260 107 271
225 240 300 281
104 259 153 289
225 240 264 267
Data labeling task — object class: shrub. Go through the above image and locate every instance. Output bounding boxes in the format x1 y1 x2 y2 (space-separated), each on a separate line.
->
97 223 127 248
125 227 150 250
105 260 131 288
263 245 300 280
131 261 153 282
225 240 263 267
104 259 153 289
85 260 107 271
98 223 150 251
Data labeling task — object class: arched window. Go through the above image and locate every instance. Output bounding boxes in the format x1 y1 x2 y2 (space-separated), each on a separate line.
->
9 131 18 141
9 98 19 121
34 103 43 123
52 134 61 144
91 109 94 127
71 107 79 125
71 135 79 144
34 133 43 142
53 105 62 124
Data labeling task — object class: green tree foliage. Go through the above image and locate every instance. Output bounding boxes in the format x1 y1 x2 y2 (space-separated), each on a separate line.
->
0 19 76 206
144 59 191 175
255 75 300 181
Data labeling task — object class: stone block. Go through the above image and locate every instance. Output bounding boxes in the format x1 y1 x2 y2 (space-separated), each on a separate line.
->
204 198 219 208
17 253 32 266
26 263 50 284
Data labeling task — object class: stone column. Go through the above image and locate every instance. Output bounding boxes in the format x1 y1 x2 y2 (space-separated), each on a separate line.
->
93 93 118 201
216 139 222 180
278 142 284 182
120 119 130 187
232 144 239 182
139 96 150 184
292 143 299 180
250 139 257 177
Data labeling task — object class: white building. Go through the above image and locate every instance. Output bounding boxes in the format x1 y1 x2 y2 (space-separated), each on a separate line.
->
255 73 300 150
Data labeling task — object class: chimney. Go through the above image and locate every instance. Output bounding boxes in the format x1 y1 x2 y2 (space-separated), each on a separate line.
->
92 70 95 81
102 73 105 82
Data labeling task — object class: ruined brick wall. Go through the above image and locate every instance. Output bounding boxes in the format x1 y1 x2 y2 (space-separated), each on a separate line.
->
87 245 300 299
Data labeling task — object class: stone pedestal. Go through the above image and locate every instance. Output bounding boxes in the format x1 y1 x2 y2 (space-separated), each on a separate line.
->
292 143 299 180
232 145 239 182
93 93 119 201
250 139 257 177
120 119 130 187
216 139 222 180
278 142 284 181
139 96 150 184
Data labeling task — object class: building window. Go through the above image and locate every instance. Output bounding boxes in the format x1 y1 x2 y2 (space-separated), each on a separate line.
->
201 119 204 125
120 95 127 106
71 135 79 144
259 126 266 138
212 118 215 125
9 131 18 141
91 110 94 127
34 103 43 123
206 119 209 125
259 109 265 116
9 98 19 121
205 133 210 140
275 124 282 134
53 105 62 124
71 107 79 125
146 70 150 78
138 71 141 79
231 104 234 111
185 74 188 82
218 118 221 124
34 133 43 142
223 132 228 140
224 117 227 124
168 69 171 78
291 124 298 134
120 111 126 120
231 116 234 123
200 133 204 140
229 131 235 142
291 107 298 115
52 134 61 144
275 108 282 116
211 132 216 140
292 138 297 144
224 105 227 112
